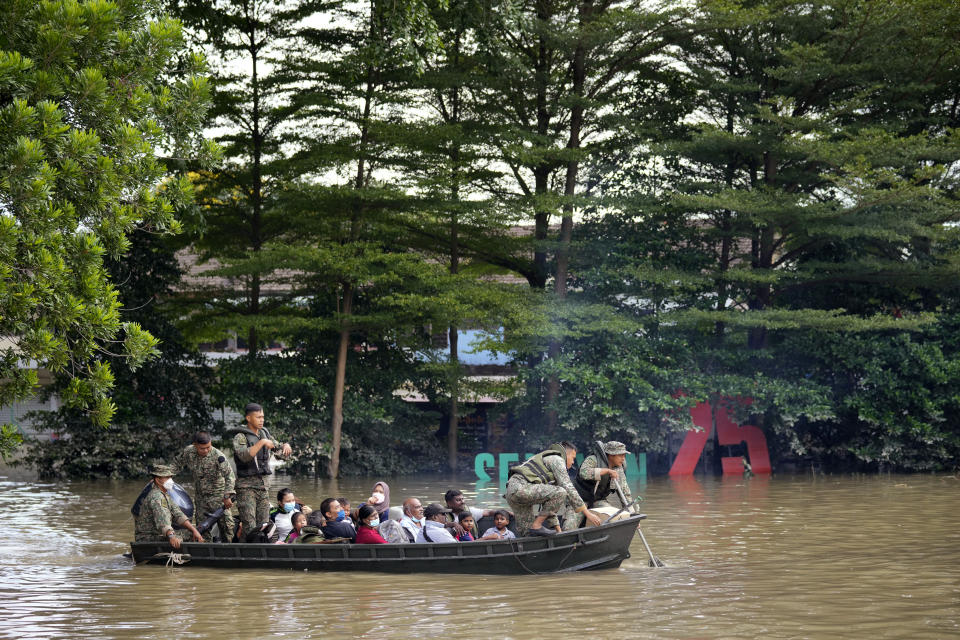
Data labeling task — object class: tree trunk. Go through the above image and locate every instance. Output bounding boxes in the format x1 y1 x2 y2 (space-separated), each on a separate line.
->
248 9 263 358
447 326 459 471
748 151 777 349
328 56 376 478
329 283 353 479
546 1 589 431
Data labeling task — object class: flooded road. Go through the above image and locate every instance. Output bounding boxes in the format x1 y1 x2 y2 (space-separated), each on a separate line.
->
1 471 958 639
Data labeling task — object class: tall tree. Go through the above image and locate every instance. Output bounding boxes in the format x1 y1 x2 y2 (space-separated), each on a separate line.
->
167 0 313 356
0 0 215 456
471 0 684 432
566 0 960 466
258 0 447 477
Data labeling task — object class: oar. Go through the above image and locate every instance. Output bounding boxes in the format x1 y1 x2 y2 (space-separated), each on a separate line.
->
595 440 666 567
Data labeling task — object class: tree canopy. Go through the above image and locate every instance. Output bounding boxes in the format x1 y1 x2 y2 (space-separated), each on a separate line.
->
0 0 217 457
16 0 960 475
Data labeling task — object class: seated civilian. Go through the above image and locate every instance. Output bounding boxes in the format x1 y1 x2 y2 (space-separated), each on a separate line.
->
480 510 517 540
415 503 458 543
457 514 476 541
365 481 390 523
355 504 388 544
270 488 307 542
400 498 425 543
283 511 308 543
307 510 325 528
337 497 354 524
444 489 503 539
319 498 356 541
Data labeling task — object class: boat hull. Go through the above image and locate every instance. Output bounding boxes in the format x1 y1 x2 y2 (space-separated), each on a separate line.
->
130 514 640 574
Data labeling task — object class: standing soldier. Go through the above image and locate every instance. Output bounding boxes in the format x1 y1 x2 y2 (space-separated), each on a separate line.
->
134 463 203 548
574 441 633 511
230 403 291 539
172 431 236 542
505 441 602 537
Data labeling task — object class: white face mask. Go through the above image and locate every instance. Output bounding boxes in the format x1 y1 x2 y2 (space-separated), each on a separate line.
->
162 478 174 491
371 491 385 504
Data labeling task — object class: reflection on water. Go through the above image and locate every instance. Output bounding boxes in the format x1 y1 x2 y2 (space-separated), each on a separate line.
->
1 471 958 639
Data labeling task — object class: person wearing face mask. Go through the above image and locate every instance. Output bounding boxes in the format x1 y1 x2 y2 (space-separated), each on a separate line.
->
355 504 388 544
318 498 356 541
171 431 236 542
134 463 203 549
365 481 390 522
399 497 426 543
269 488 312 542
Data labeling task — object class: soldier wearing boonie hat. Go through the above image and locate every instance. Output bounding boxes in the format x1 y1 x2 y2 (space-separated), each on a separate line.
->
133 462 203 547
573 441 634 514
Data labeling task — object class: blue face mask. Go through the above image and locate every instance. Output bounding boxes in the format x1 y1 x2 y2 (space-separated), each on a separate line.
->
368 518 380 528
283 502 296 513
336 509 346 522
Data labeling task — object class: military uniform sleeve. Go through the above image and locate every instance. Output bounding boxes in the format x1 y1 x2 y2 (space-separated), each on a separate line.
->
547 455 584 510
218 450 236 496
147 492 175 534
271 439 290 460
578 455 599 482
233 432 254 463
169 446 191 477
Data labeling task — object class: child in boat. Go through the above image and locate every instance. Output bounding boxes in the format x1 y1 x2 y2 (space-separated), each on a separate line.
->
457 514 476 541
283 512 307 543
337 497 353 524
480 510 516 540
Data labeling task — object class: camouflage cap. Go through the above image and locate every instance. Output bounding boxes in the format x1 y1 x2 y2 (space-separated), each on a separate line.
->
602 441 628 456
148 463 176 477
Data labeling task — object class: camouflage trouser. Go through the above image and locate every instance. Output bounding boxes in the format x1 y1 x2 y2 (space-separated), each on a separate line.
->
236 486 270 540
505 475 579 536
195 495 235 543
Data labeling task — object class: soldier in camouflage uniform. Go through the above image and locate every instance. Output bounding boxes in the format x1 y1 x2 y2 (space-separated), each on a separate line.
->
231 403 291 540
575 441 633 511
505 442 602 537
172 431 237 542
134 463 203 548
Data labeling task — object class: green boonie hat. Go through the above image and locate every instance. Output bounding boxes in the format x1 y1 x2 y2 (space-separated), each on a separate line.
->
602 441 628 456
148 463 176 477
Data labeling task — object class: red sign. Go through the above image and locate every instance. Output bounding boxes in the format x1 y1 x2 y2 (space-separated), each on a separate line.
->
669 398 771 475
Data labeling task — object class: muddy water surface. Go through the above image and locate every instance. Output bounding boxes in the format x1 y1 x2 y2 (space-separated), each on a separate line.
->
1 471 957 639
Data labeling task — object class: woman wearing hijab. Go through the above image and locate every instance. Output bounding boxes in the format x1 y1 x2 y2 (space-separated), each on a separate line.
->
366 480 390 520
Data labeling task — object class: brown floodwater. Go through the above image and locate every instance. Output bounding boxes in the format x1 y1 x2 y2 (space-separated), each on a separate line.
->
0 469 957 639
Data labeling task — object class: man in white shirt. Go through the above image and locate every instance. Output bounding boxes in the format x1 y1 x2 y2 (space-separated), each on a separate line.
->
400 497 425 543
415 503 458 543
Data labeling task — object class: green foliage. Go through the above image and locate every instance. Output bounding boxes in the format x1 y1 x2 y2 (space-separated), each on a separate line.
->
20 230 219 478
0 0 216 456
21 0 959 476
